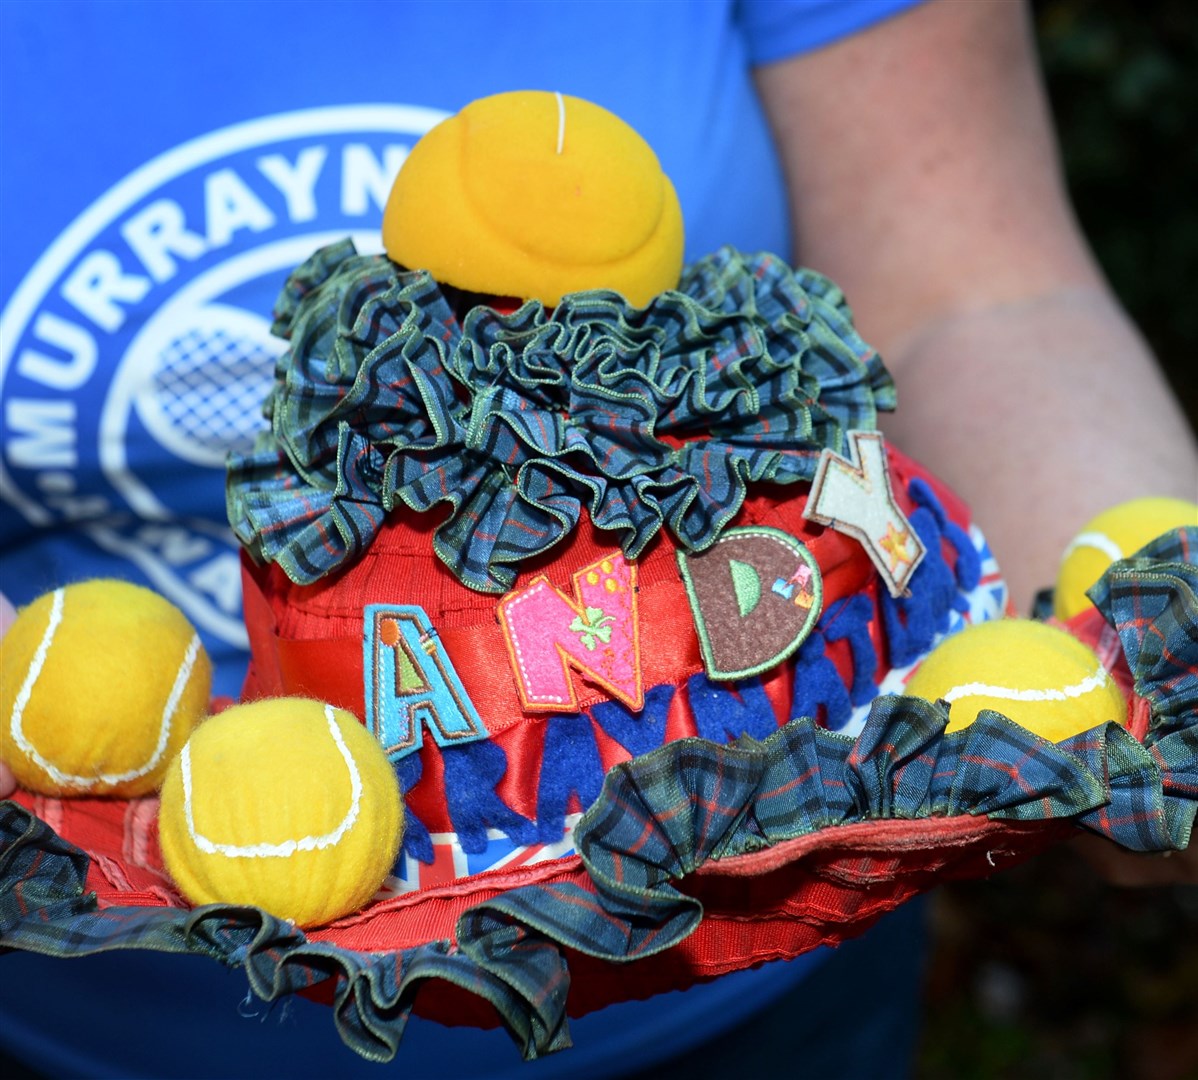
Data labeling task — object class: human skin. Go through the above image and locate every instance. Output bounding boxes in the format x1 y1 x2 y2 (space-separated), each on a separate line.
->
756 0 1196 613
756 0 1197 883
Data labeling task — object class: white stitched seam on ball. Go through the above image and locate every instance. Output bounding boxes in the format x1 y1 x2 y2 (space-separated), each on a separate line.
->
9 588 67 780
9 585 201 789
1060 531 1123 563
129 631 201 783
942 662 1111 704
182 703 364 858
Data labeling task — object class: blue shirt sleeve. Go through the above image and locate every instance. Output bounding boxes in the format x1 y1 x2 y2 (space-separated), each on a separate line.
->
738 0 926 65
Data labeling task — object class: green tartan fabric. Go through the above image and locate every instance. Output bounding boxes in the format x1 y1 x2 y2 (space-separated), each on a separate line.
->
1084 526 1198 847
1 535 1194 1062
227 242 895 591
1089 527 1197 743
0 807 570 1063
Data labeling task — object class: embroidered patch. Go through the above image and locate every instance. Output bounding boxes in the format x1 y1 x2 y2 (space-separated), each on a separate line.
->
803 430 926 597
363 605 489 763
497 553 642 713
676 527 823 681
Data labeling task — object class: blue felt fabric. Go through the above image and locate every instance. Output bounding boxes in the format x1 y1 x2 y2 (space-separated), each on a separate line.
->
823 594 882 707
0 1 930 1074
536 714 607 844
6 530 1195 1068
444 741 539 854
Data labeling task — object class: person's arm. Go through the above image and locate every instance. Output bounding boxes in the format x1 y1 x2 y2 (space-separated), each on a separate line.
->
755 0 1197 884
754 0 1196 616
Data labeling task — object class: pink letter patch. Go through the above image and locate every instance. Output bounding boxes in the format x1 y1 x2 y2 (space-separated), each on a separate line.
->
498 554 642 713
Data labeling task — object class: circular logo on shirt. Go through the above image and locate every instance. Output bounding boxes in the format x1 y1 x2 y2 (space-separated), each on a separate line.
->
0 105 447 659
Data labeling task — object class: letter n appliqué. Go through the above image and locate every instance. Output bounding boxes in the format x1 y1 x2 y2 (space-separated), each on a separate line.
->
497 553 642 713
364 604 488 763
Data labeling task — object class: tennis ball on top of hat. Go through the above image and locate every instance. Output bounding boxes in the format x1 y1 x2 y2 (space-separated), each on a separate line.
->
157 697 404 928
905 618 1126 743
1054 496 1197 620
0 579 212 797
382 89 684 307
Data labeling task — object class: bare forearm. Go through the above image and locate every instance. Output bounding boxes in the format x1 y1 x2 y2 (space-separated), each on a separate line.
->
755 0 1197 885
754 0 1196 608
880 284 1197 611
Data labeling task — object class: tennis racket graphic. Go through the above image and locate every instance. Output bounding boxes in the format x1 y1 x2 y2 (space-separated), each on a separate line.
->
129 301 280 468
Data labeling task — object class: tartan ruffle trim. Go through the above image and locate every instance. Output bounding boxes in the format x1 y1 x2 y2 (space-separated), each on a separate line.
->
226 241 894 591
0 807 568 1064
468 532 1198 964
2 533 1193 1063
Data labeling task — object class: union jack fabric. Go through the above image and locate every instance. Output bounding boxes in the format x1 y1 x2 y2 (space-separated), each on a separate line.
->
1 534 1194 1063
858 521 1007 735
384 817 580 896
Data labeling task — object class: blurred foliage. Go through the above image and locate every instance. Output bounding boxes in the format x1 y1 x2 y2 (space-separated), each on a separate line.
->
1032 0 1198 429
919 847 1198 1080
918 6 1198 1077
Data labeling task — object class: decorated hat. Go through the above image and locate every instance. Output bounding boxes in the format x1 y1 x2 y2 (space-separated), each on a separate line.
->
2 92 1195 1065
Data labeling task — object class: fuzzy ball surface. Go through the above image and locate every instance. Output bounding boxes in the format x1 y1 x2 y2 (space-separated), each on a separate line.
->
383 90 684 307
905 619 1127 742
1054 496 1197 619
158 697 404 928
0 580 211 796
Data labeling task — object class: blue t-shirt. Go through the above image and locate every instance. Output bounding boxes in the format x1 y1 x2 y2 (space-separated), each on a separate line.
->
0 1 923 1076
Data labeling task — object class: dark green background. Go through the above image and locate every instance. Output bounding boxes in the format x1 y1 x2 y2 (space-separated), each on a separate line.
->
918 5 1197 1079
1034 0 1196 431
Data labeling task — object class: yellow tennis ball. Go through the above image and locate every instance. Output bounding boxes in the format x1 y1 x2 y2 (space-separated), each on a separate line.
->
0 580 211 797
905 619 1126 742
1055 497 1197 620
158 698 403 928
382 90 684 307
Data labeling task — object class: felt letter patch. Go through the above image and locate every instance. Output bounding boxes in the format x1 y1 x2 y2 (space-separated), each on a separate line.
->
677 527 823 681
364 605 489 763
803 430 925 597
498 553 642 713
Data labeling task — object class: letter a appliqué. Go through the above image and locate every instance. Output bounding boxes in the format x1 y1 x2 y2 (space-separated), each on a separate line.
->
363 604 489 763
497 553 642 713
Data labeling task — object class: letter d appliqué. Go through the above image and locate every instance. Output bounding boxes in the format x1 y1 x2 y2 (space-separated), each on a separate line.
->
677 527 823 681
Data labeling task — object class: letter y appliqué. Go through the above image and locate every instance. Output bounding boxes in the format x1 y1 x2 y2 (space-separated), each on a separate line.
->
803 431 926 597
